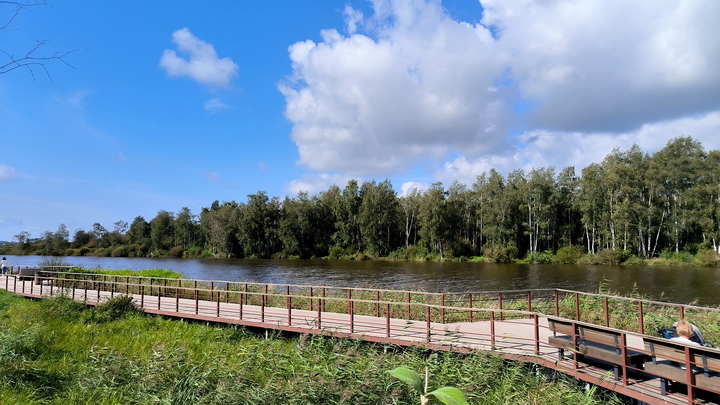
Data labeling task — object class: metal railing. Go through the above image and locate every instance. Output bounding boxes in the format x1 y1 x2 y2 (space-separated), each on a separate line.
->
3 270 720 405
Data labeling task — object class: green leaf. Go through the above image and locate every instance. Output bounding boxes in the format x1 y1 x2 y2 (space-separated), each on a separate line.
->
427 386 470 405
387 366 424 393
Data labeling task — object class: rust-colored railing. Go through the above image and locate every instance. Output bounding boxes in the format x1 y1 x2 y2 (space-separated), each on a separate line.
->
3 270 720 405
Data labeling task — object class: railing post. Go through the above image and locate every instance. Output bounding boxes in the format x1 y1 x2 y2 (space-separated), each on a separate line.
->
216 284 221 317
469 294 473 322
527 291 532 313
84 278 88 303
349 298 354 334
441 294 445 324
684 346 694 403
376 290 380 317
194 280 198 315
638 302 644 335
575 292 580 321
176 284 180 312
287 286 292 326
386 303 391 338
534 314 540 355
317 297 322 329
406 292 411 320
621 333 629 386
499 292 504 321
554 290 559 317
490 311 496 350
140 284 145 309
604 297 609 327
261 285 267 323
426 305 431 341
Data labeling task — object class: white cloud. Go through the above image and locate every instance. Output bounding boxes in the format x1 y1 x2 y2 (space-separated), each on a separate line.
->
206 172 221 183
0 163 18 182
400 181 428 196
285 173 358 195
204 98 230 112
434 110 720 185
281 0 720 183
280 0 506 177
160 28 239 88
482 0 720 132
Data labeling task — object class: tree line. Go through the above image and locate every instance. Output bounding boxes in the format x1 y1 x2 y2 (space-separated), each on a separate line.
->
3 137 719 264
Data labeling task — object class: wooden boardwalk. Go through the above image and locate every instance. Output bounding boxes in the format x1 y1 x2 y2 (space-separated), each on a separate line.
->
2 272 717 405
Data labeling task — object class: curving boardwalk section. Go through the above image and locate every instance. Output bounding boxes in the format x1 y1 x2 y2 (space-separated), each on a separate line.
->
2 271 719 405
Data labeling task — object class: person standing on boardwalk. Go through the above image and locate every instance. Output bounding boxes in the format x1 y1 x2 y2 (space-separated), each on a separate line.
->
0 257 7 274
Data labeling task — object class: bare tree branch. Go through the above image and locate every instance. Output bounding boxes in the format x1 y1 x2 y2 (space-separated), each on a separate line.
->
1 1 81 81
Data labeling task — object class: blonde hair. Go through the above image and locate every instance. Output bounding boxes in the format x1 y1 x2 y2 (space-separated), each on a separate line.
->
676 319 695 338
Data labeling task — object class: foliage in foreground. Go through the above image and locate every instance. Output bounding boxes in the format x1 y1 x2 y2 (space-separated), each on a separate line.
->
0 291 622 405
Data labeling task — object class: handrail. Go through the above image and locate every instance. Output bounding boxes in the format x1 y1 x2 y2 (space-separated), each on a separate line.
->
6 271 720 404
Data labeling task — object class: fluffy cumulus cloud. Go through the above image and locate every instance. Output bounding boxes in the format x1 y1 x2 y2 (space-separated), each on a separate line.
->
160 28 239 87
286 173 358 195
282 0 720 190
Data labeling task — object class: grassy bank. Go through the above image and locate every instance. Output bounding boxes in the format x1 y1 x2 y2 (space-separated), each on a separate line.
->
0 291 622 404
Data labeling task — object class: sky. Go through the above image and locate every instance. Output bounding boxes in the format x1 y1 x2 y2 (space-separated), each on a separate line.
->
1 0 719 242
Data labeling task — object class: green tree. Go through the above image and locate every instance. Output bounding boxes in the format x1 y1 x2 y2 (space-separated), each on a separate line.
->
358 180 400 256
418 183 448 256
237 191 280 258
200 201 241 257
332 180 362 251
399 188 422 247
174 207 197 248
150 211 175 252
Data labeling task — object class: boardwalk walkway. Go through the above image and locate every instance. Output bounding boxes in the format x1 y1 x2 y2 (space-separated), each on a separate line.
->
2 272 718 405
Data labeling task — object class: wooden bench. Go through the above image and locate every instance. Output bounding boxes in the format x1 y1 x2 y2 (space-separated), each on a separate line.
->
17 267 42 280
643 335 720 396
548 317 647 380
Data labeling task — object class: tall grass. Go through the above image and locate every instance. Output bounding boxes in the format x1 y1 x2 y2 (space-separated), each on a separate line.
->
0 290 621 404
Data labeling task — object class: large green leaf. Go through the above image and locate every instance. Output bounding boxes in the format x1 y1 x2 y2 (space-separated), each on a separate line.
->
387 366 424 393
427 386 469 405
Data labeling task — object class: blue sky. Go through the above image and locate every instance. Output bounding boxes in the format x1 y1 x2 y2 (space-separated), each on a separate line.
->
1 0 719 242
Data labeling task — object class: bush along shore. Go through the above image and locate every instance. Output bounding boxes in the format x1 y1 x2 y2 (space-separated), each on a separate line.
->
2 244 719 268
0 290 624 405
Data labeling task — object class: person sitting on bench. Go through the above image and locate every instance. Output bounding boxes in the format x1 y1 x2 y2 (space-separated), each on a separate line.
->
669 319 704 347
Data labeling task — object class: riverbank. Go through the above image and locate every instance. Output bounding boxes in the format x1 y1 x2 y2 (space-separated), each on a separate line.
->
2 244 718 268
0 290 621 404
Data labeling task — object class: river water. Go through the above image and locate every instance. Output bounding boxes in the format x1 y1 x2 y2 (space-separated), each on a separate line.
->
4 255 719 306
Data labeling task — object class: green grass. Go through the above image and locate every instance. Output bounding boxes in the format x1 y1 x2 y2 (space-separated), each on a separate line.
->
0 290 621 405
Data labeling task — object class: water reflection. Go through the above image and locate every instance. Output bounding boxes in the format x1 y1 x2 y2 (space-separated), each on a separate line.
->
5 255 719 306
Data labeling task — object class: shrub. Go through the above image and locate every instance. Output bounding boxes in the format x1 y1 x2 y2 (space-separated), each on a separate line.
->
622 255 645 266
38 257 73 268
184 246 203 258
554 246 585 264
698 249 720 267
595 249 630 265
111 246 130 257
94 295 138 322
483 245 518 263
169 246 184 258
328 246 344 260
525 250 554 264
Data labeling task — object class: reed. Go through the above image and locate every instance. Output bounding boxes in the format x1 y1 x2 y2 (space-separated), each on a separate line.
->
0 291 620 404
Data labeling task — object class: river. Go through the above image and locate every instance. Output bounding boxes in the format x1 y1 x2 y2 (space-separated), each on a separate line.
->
4 255 719 306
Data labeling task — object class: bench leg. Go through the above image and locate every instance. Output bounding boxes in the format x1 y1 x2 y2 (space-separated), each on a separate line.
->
659 378 668 396
612 365 620 380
